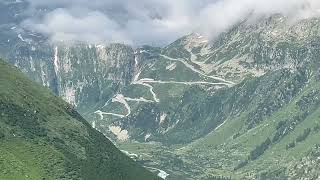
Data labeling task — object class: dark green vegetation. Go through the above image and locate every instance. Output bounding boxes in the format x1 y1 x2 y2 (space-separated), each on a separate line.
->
0 60 159 180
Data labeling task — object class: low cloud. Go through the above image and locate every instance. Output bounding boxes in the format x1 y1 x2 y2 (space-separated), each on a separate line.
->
23 9 129 44
198 0 320 39
22 0 320 46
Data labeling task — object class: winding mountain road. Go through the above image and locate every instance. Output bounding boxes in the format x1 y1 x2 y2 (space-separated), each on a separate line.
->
159 54 235 86
94 53 236 119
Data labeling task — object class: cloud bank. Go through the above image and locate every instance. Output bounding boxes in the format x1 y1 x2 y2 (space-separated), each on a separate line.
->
22 0 320 46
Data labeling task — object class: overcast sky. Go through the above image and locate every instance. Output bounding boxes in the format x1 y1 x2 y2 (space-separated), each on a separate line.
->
22 0 320 46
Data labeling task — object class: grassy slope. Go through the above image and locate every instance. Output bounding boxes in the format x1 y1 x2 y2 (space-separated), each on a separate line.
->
176 67 320 179
117 66 320 179
0 60 160 180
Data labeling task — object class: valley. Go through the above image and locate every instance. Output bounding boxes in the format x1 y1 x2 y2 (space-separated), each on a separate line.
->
2 0 320 179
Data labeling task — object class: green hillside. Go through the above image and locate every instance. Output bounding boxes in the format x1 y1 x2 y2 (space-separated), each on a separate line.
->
117 63 320 179
0 60 160 180
110 17 320 179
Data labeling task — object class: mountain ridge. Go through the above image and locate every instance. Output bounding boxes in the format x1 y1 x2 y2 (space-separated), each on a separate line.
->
0 59 160 180
2 3 320 178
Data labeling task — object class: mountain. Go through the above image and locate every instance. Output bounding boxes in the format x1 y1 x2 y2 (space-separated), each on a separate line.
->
109 16 320 179
0 60 160 180
2 1 320 179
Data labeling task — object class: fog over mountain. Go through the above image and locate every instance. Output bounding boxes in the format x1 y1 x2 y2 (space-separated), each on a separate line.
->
22 0 320 45
4 0 320 179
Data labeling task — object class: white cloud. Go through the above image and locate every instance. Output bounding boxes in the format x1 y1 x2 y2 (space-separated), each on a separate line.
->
23 9 130 44
22 0 320 46
197 0 320 39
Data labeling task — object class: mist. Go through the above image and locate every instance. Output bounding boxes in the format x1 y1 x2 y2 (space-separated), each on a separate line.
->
22 0 320 46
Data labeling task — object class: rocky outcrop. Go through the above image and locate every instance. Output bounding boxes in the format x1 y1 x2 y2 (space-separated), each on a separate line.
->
2 40 135 108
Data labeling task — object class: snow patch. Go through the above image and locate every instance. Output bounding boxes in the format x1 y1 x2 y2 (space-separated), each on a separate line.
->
18 34 25 42
148 167 170 179
145 133 151 141
53 46 59 75
96 44 105 49
166 63 177 71
134 55 139 67
158 170 170 179
109 126 130 141
160 113 167 124
63 86 76 105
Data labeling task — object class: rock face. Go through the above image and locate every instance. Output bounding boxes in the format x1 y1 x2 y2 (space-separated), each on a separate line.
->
2 41 135 108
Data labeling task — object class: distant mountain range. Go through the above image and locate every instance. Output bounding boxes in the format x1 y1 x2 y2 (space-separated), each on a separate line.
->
2 0 320 179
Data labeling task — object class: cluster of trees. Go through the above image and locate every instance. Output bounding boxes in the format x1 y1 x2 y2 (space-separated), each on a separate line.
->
296 90 320 111
313 124 320 132
234 138 272 170
249 138 272 160
287 127 313 150
236 121 320 170
273 113 308 143
247 68 309 130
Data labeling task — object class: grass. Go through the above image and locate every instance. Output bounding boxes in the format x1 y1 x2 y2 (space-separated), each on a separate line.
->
114 66 320 179
0 60 160 180
0 139 66 180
